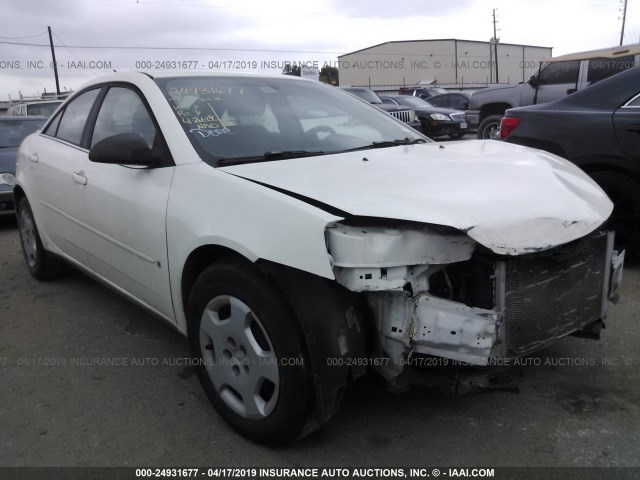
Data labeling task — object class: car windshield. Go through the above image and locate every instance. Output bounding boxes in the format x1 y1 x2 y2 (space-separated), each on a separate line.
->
156 76 427 165
0 119 46 147
343 88 383 104
26 102 62 117
394 96 435 108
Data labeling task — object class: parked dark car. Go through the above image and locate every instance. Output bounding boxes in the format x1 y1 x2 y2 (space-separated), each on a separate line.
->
0 116 47 215
428 91 473 111
398 87 448 99
381 95 468 139
340 87 421 130
500 66 640 253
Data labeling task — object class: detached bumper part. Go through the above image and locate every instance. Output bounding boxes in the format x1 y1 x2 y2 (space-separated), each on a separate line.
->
329 226 622 389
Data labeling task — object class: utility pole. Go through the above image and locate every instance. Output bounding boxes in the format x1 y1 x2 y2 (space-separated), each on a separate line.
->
492 9 499 83
47 26 61 96
620 0 628 45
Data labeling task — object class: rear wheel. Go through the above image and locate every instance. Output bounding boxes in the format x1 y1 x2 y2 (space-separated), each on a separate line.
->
590 171 640 256
477 114 503 139
17 197 66 280
187 259 315 445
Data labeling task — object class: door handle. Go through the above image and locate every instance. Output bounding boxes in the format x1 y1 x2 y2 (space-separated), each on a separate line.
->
72 171 88 185
29 152 39 163
626 124 640 134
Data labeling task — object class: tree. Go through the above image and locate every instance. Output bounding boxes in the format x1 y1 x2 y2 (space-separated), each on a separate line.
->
282 63 301 76
319 66 339 85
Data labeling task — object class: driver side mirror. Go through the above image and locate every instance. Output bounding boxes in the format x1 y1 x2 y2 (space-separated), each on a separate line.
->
89 133 162 166
528 75 539 87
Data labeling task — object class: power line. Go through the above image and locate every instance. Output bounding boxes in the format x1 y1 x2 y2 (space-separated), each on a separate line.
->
0 32 47 40
52 31 99 78
0 40 344 54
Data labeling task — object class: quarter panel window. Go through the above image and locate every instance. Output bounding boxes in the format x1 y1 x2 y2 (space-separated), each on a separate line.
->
44 112 62 137
55 89 100 146
625 93 640 107
588 56 635 84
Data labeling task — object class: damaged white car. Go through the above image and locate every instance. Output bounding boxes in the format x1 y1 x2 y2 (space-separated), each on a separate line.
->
14 72 624 445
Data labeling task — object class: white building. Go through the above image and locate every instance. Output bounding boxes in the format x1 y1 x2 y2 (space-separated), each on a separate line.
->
337 39 552 88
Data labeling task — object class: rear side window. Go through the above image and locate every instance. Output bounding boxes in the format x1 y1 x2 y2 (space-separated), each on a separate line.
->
538 61 580 85
588 55 635 84
55 89 100 146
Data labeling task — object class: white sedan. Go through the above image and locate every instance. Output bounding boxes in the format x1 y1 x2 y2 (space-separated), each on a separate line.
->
14 72 624 445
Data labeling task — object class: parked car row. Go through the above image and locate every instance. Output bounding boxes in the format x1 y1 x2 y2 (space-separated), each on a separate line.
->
340 87 421 130
342 86 470 139
381 95 468 139
10 71 624 445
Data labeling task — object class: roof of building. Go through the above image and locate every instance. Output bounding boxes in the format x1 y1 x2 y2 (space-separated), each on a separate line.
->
338 39 553 58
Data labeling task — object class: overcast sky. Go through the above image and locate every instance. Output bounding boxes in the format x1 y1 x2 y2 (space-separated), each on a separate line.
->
0 0 637 100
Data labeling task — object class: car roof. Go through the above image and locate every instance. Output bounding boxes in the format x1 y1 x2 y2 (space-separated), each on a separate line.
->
0 115 48 121
12 100 62 105
542 43 640 63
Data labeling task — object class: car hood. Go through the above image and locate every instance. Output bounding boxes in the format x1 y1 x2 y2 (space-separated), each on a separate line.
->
375 104 411 113
0 147 18 173
220 140 612 255
416 106 461 116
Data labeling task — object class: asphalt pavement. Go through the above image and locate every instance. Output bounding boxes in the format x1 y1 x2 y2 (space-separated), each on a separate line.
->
1 215 639 468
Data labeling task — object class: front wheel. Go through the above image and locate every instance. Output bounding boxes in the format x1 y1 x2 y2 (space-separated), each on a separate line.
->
187 259 315 445
477 114 503 139
17 197 66 280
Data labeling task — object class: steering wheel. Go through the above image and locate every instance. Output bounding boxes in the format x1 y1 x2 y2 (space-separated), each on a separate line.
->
304 125 336 142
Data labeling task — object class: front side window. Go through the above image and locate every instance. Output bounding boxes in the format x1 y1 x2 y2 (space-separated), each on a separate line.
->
92 87 157 147
538 61 580 85
55 89 100 146
156 76 426 165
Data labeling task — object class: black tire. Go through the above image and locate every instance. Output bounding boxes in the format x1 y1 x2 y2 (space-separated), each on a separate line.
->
590 171 640 256
16 197 66 280
477 114 503 139
187 259 315 445
448 132 465 140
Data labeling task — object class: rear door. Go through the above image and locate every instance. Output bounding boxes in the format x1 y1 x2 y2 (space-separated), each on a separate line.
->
27 88 101 263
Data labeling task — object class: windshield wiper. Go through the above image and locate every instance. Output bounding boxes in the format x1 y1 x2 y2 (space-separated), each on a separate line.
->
339 138 427 153
217 150 325 166
263 150 325 160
